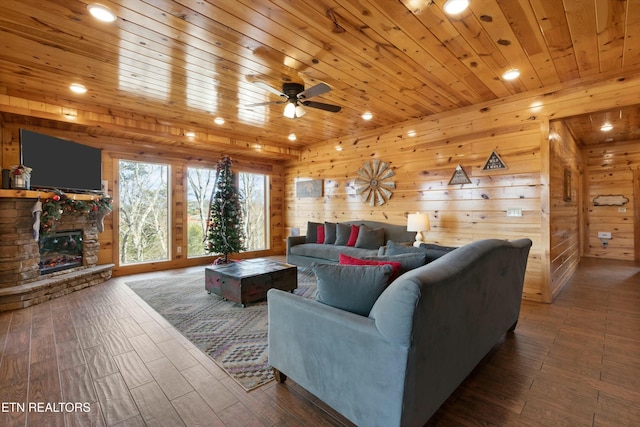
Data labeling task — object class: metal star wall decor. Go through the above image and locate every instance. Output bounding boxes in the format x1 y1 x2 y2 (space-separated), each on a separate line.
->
354 159 395 206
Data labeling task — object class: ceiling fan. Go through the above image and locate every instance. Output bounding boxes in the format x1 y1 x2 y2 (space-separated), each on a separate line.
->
246 81 341 118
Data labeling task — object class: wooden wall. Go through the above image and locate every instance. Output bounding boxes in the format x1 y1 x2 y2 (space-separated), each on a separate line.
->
285 122 548 301
0 123 286 276
583 140 639 260
548 121 583 300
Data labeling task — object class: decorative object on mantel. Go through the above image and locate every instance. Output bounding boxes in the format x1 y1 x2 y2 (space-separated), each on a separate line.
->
448 164 471 185
205 155 246 264
593 194 629 206
10 165 32 189
295 179 323 198
407 212 431 247
482 151 508 171
41 190 113 235
354 159 395 206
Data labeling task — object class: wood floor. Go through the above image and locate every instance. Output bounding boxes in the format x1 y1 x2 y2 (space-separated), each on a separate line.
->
0 257 638 426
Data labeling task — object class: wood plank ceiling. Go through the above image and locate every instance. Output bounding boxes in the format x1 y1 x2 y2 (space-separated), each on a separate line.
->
1 0 640 161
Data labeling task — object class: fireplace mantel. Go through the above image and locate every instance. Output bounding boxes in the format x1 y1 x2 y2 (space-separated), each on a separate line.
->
0 189 100 200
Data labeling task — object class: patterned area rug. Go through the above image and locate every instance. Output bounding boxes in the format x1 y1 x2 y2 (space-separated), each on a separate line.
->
125 267 316 391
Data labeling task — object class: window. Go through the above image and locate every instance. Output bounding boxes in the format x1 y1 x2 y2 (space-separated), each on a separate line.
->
186 167 217 257
239 172 269 251
118 160 170 265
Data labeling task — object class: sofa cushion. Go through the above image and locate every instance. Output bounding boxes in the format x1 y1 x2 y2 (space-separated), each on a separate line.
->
317 224 325 243
324 222 337 244
335 223 351 246
361 252 428 275
339 253 402 280
305 221 323 243
346 224 360 246
313 263 394 316
355 225 385 249
386 240 459 263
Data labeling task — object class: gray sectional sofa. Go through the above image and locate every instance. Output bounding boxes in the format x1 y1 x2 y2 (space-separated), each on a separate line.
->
268 238 533 427
286 220 416 267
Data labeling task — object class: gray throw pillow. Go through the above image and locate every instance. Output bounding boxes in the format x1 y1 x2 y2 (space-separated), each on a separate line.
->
355 225 385 249
305 221 323 243
362 253 428 275
385 240 424 255
323 222 337 244
313 263 393 316
334 222 351 246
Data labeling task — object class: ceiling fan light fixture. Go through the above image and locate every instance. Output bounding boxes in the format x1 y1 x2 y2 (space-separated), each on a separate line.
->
502 68 520 81
87 4 117 22
283 102 296 118
295 104 306 118
600 122 613 132
443 0 469 15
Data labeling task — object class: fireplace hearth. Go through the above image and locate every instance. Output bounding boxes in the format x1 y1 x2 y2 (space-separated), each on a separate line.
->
39 229 83 274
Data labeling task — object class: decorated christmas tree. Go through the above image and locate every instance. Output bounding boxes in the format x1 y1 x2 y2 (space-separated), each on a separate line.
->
205 155 246 263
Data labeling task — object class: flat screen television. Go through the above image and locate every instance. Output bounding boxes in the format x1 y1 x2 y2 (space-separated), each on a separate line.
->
20 129 103 193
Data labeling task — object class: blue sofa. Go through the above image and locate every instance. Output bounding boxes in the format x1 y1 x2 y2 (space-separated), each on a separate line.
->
286 220 416 267
268 238 532 427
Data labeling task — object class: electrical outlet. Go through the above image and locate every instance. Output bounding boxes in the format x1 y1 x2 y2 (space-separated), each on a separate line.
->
506 208 522 217
597 232 612 239
177 246 182 254
618 207 627 213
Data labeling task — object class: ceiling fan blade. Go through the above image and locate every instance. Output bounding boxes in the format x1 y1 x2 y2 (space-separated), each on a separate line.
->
301 100 342 113
245 101 284 108
297 82 331 100
252 81 287 99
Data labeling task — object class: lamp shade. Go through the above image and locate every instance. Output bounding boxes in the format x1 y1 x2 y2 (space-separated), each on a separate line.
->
407 212 430 232
283 102 296 118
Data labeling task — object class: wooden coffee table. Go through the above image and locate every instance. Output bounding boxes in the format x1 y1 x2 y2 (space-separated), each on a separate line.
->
205 258 297 306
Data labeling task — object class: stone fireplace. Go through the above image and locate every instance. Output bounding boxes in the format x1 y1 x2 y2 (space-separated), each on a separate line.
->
0 195 113 311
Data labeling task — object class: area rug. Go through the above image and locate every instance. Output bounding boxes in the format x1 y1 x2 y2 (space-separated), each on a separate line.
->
125 267 316 391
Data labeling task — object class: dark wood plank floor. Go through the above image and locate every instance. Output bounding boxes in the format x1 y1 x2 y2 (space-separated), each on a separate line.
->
0 256 638 426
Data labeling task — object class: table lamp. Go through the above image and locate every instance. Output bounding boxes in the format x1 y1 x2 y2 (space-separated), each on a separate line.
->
407 212 431 247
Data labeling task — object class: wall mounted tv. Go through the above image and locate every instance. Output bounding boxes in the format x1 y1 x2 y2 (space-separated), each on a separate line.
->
20 129 103 193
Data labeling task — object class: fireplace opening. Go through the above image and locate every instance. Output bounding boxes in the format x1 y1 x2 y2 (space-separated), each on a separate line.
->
39 229 83 275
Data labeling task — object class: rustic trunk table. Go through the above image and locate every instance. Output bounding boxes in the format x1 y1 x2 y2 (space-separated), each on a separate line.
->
205 258 297 306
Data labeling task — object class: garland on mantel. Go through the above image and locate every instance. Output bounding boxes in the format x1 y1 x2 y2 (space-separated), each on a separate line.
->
41 190 113 235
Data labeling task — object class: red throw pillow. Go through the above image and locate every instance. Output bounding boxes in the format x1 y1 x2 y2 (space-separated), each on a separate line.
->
317 225 325 243
339 253 402 282
346 224 360 246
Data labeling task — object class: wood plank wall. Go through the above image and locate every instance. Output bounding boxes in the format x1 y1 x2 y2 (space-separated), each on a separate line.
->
0 123 286 276
284 122 547 301
548 121 582 300
583 140 638 260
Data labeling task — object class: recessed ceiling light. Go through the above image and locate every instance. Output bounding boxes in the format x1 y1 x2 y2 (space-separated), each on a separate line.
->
443 0 469 15
214 117 225 125
184 131 196 138
407 130 416 137
600 122 613 132
87 4 117 23
502 68 521 81
335 145 343 151
361 111 373 121
288 133 297 141
69 83 87 94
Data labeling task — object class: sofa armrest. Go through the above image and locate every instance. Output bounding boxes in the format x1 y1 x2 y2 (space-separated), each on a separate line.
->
286 235 307 251
267 289 408 426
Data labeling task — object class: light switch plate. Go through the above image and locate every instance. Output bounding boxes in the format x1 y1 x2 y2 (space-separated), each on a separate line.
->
597 232 612 239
